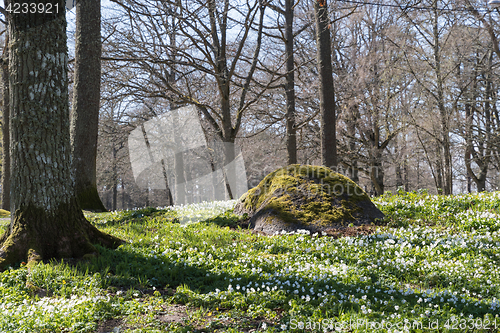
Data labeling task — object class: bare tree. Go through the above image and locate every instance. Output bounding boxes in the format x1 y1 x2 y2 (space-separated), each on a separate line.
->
104 0 271 198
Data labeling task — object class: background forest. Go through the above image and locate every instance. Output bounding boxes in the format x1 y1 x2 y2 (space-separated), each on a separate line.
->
4 0 500 210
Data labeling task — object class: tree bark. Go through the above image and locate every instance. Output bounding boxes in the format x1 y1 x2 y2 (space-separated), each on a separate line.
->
285 0 297 165
314 0 337 168
0 1 121 269
171 108 186 204
1 35 10 211
432 2 452 195
70 0 107 211
112 145 117 211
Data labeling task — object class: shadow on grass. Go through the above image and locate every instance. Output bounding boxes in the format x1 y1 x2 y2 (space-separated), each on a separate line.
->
88 207 176 227
57 212 493 332
79 244 229 294
76 210 249 293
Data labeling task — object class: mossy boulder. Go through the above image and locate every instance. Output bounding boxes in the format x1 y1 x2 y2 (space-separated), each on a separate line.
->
233 164 384 235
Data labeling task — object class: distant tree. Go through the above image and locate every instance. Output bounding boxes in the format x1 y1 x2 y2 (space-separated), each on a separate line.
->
314 0 337 168
398 1 456 194
284 0 297 164
70 0 107 211
0 0 121 268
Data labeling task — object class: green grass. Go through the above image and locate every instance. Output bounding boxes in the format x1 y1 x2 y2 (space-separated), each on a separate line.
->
1 194 500 332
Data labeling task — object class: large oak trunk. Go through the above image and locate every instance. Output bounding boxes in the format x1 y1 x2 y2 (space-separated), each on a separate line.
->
1 38 10 211
0 0 121 269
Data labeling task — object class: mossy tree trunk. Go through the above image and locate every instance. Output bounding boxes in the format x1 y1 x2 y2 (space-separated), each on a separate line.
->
0 1 121 269
1 35 10 211
70 0 107 211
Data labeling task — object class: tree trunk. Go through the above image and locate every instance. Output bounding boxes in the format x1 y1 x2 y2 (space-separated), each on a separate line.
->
171 108 186 205
370 157 384 196
161 159 173 206
346 105 358 183
432 2 452 195
112 145 117 211
395 139 403 189
0 2 121 268
314 0 337 168
395 164 403 188
285 0 297 165
121 178 125 210
1 37 10 211
70 0 106 211
403 157 409 192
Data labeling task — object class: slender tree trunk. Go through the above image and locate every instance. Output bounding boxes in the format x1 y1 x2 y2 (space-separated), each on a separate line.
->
112 145 117 211
121 178 125 209
370 156 384 195
403 157 409 192
1 36 10 211
167 11 184 205
144 187 150 207
346 105 358 183
70 0 106 211
465 97 474 192
432 2 452 195
436 159 443 195
395 139 403 189
171 108 186 205
161 159 173 206
314 0 337 168
0 3 121 268
416 155 420 189
285 0 297 165
396 164 403 188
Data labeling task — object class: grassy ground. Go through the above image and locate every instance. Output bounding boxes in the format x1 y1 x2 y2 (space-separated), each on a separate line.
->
1 192 500 332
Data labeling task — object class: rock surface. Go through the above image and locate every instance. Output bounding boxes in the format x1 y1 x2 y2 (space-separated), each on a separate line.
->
233 165 385 235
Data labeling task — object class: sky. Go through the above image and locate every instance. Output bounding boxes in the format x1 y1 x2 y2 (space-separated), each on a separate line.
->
66 0 115 57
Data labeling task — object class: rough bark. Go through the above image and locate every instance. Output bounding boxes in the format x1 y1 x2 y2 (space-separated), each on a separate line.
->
70 0 106 211
314 0 337 168
0 1 122 269
346 105 358 183
285 0 297 165
432 2 452 195
1 36 10 211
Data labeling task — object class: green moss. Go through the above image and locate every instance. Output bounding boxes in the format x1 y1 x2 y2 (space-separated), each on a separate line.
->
0 199 121 270
0 209 9 218
239 164 370 228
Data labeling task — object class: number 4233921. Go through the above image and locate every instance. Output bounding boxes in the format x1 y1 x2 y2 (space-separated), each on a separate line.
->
5 2 60 14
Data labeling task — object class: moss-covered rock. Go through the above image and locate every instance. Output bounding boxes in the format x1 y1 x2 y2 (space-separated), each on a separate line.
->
0 209 9 218
233 164 384 235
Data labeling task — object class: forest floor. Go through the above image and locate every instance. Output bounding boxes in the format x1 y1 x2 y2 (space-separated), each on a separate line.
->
1 192 500 332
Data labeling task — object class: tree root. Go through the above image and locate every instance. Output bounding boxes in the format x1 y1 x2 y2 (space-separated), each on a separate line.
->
0 200 123 269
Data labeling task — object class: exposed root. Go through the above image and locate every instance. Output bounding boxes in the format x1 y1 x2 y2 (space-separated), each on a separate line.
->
0 200 123 270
